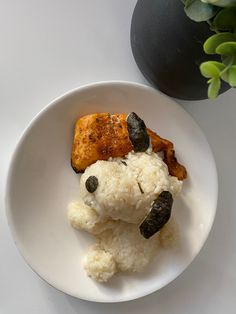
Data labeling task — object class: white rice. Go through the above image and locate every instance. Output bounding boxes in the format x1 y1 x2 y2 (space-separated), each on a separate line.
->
83 244 117 282
80 151 182 223
96 220 160 273
68 150 182 282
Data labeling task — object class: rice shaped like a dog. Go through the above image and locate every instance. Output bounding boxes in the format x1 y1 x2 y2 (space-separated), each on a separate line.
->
68 150 182 282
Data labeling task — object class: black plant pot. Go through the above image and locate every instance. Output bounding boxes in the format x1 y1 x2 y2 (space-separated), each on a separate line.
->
130 0 229 100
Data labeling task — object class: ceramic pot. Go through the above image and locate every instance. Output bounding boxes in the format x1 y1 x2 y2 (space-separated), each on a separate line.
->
130 0 229 100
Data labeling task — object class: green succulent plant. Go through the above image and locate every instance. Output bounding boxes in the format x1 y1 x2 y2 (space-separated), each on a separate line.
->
182 0 236 99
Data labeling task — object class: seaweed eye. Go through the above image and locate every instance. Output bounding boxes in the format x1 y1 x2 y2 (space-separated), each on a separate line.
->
85 176 98 193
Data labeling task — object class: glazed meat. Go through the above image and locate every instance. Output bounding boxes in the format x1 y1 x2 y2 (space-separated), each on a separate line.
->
71 113 187 180
147 129 187 180
71 113 132 172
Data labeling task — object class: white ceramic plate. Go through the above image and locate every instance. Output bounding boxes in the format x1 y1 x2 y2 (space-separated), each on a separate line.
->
6 81 218 303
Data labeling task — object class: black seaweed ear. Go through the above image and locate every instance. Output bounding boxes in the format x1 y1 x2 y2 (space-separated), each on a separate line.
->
139 191 173 239
126 112 150 152
85 176 99 193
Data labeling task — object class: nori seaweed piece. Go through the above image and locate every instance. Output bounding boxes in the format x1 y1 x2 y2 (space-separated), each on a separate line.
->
127 112 150 152
139 191 173 239
138 182 144 194
85 176 99 193
121 160 127 166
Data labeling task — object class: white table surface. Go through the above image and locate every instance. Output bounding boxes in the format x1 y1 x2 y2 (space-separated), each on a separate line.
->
1 1 236 313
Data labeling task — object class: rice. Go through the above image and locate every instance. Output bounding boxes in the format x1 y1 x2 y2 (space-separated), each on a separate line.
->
80 151 182 223
68 200 115 235
97 220 160 273
68 150 182 282
83 244 117 282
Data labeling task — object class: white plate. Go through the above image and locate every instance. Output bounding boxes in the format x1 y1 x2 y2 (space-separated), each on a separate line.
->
5 81 218 303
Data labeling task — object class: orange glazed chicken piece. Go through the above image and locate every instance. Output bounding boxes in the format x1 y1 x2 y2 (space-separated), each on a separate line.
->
71 113 187 180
